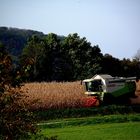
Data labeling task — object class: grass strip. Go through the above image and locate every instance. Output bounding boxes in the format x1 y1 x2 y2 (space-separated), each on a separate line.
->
38 114 140 129
42 122 140 140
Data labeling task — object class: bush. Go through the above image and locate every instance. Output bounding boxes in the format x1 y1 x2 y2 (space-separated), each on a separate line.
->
0 43 38 140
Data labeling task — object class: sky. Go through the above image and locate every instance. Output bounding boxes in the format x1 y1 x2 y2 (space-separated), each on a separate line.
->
0 0 140 59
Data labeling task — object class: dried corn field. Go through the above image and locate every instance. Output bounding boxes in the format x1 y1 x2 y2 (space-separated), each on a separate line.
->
22 80 140 110
22 81 86 110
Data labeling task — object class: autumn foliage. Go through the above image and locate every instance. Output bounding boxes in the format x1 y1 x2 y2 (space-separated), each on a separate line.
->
0 44 38 140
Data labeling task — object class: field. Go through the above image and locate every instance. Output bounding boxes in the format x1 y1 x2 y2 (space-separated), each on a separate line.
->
22 81 86 110
22 81 140 139
42 122 140 140
22 80 140 110
40 114 140 140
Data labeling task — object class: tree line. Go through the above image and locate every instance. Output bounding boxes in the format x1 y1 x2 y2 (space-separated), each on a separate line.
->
20 33 140 82
0 27 140 82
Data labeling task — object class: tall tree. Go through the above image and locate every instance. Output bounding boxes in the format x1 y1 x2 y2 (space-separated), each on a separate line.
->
21 35 46 81
44 33 73 81
62 33 103 80
20 33 103 81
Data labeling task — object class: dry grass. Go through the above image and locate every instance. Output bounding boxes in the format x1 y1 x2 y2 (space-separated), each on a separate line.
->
22 81 85 110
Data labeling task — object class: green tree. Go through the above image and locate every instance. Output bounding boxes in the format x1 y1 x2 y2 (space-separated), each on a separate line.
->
21 35 46 81
44 33 60 81
20 33 103 81
44 33 73 81
101 54 122 76
85 45 103 78
62 33 102 80
121 58 140 77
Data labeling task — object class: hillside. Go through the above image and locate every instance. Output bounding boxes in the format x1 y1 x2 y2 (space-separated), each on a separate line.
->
0 27 44 57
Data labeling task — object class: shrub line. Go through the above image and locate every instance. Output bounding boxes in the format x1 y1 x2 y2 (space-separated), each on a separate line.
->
35 105 140 121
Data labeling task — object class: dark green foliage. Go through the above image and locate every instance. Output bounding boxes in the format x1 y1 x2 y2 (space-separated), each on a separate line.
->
0 27 43 57
44 33 72 81
35 105 140 121
20 31 140 81
1 27 140 81
61 33 103 80
101 54 140 77
121 58 140 77
20 35 46 81
101 54 122 76
20 33 103 81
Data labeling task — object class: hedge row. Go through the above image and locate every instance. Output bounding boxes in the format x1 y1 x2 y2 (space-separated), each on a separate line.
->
35 105 140 121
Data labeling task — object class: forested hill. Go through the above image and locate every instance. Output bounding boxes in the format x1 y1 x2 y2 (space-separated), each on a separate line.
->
0 27 44 57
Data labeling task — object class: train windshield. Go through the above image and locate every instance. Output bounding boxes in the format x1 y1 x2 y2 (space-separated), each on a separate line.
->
85 80 103 92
